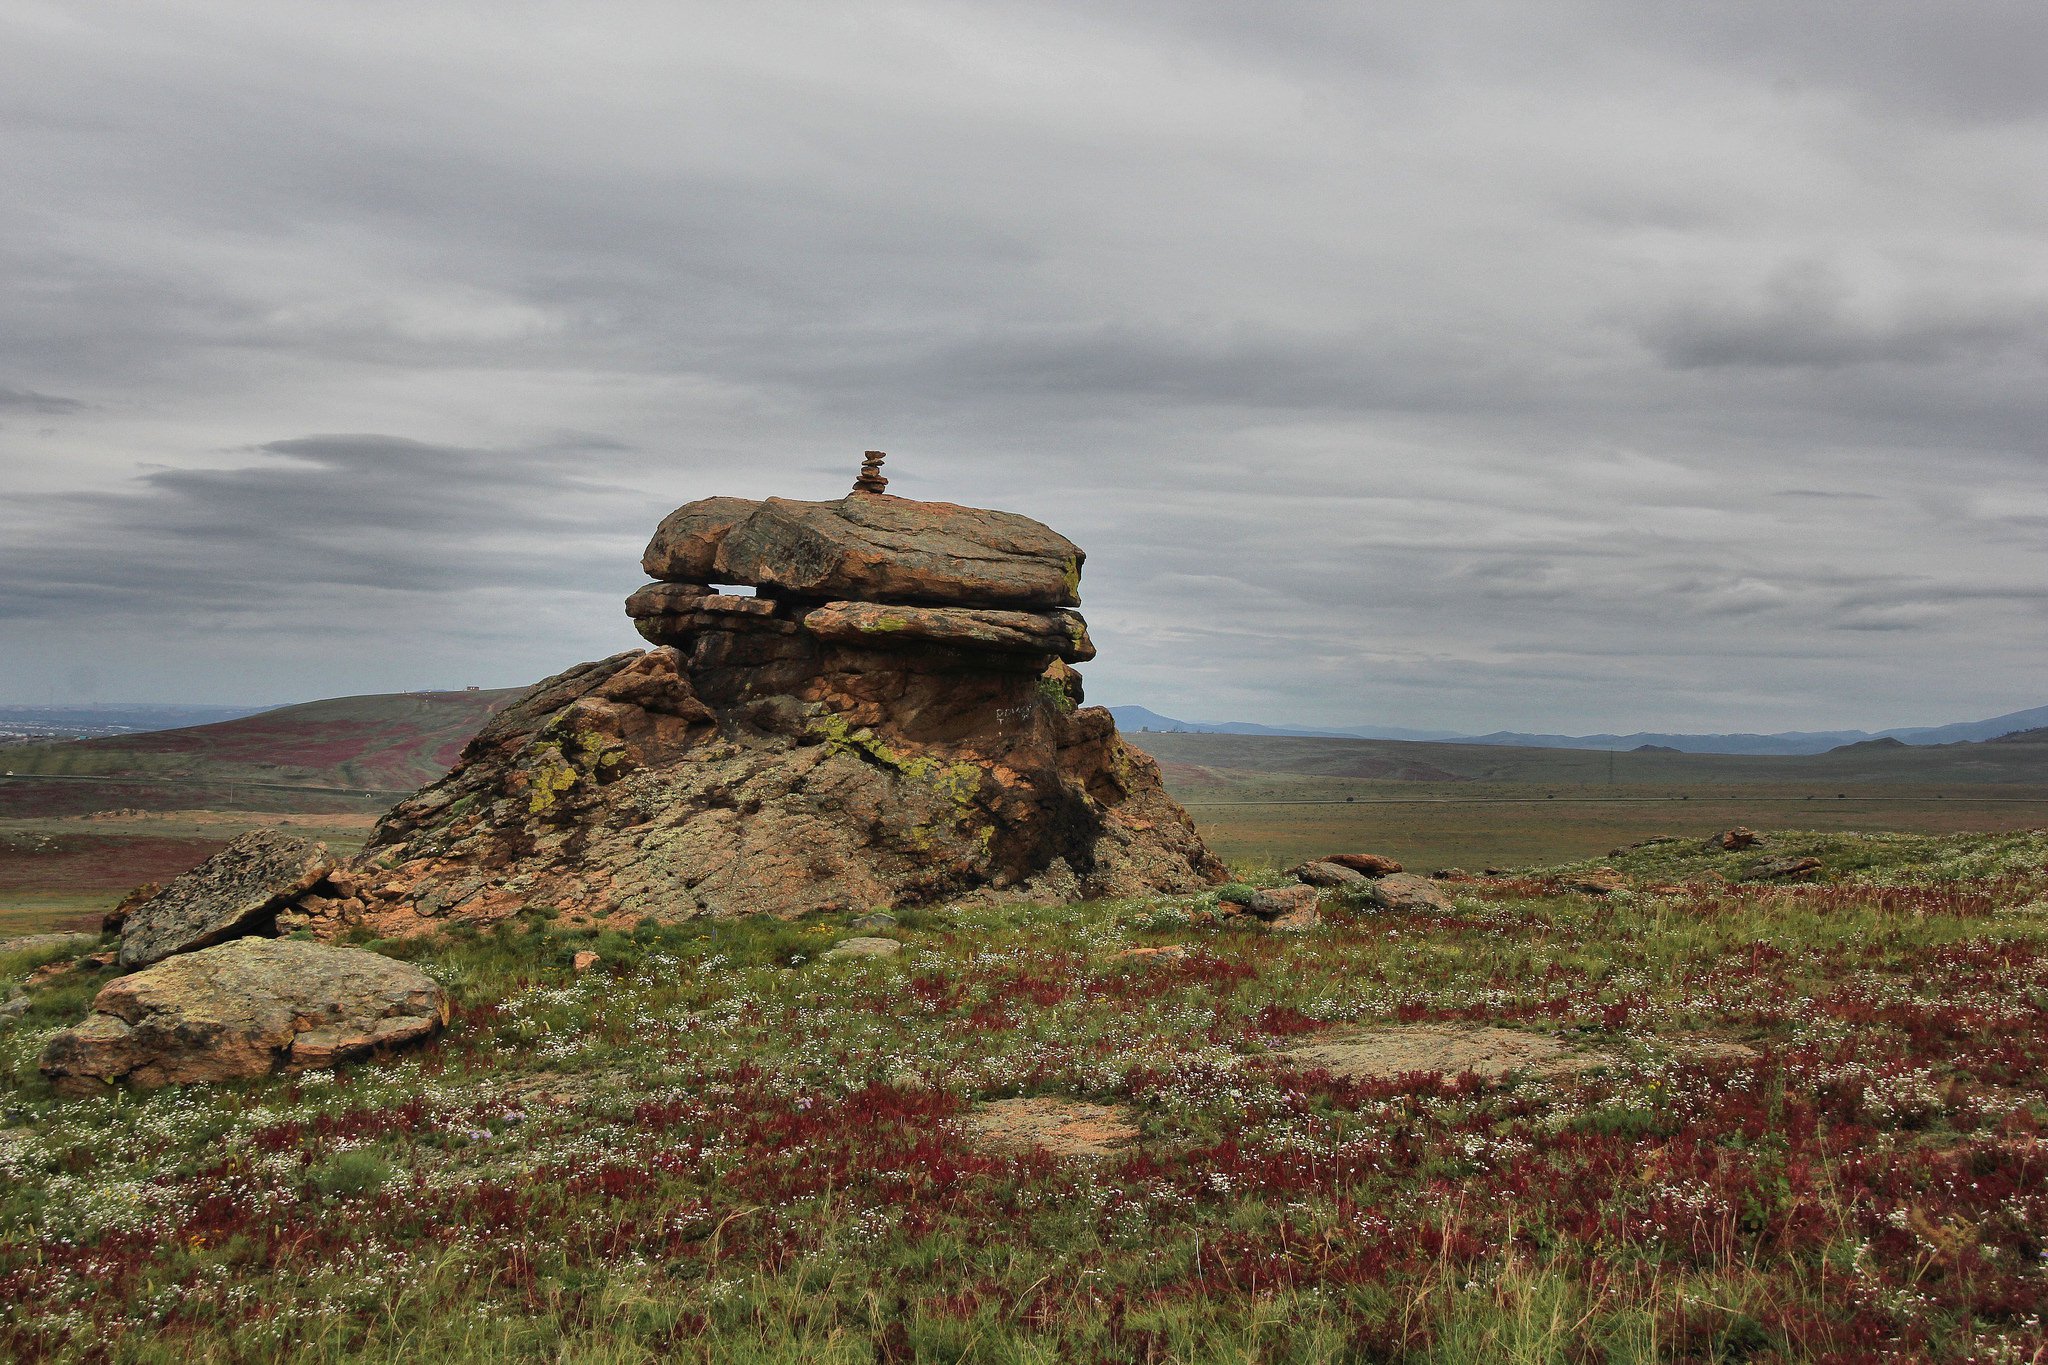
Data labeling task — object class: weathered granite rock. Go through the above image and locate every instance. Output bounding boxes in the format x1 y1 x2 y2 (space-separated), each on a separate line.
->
103 883 160 934
644 492 1083 610
1717 827 1762 851
280 468 1222 936
1561 867 1627 895
1248 884 1321 919
1746 855 1823 881
119 831 336 969
1354 873 1454 914
623 581 715 618
1292 860 1365 888
40 938 446 1092
1325 853 1403 877
641 497 763 581
800 601 1094 662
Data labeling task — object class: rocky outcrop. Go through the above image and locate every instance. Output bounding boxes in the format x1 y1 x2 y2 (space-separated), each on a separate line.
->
275 457 1223 936
118 831 336 969
39 938 447 1092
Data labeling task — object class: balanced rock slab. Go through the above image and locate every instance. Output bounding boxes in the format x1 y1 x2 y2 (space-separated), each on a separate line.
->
645 494 1083 609
40 938 447 1092
119 830 337 969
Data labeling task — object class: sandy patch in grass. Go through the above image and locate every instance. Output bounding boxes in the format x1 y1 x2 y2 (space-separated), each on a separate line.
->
957 1098 1139 1158
1279 1024 1609 1083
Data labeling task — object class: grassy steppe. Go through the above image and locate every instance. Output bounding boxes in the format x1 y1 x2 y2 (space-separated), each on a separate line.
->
5 830 2048 1362
1130 731 2048 873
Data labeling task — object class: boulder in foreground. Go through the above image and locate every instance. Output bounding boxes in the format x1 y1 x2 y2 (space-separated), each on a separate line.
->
40 938 446 1093
119 830 336 969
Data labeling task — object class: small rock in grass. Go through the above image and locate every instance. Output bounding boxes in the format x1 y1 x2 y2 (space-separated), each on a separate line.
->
849 911 899 931
1324 853 1402 877
1 996 28 1020
1746 855 1823 881
1267 902 1320 933
822 936 901 960
1715 827 1762 851
572 950 600 973
1561 867 1626 895
1433 867 1475 882
1247 884 1320 919
1110 944 1189 963
1290 860 1365 888
957 1097 1138 1158
1353 873 1452 914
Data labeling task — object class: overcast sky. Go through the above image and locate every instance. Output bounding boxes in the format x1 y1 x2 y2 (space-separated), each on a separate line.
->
3 1 2045 733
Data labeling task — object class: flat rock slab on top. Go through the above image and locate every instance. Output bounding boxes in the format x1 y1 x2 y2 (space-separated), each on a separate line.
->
1279 1025 1606 1084
40 937 448 1092
119 829 337 969
957 1097 1139 1158
644 494 1083 609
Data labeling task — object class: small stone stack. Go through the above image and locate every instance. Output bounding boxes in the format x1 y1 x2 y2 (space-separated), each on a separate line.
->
286 454 1223 935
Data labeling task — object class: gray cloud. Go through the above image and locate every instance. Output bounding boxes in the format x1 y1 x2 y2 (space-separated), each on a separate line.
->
0 387 84 414
1 1 2045 730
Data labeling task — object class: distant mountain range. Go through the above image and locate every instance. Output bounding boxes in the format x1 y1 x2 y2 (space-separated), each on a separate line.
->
1108 703 2048 757
1107 706 1465 743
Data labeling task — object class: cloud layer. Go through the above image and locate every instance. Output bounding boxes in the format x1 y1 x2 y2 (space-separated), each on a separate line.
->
2 1 2044 729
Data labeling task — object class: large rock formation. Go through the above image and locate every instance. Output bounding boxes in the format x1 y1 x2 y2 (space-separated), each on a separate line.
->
40 938 448 1093
281 455 1224 937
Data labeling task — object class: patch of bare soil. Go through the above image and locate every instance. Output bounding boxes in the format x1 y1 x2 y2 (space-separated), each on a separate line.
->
1279 1024 1609 1083
957 1098 1139 1158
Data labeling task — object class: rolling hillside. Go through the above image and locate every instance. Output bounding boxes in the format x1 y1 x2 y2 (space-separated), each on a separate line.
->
1127 729 2048 790
0 689 518 816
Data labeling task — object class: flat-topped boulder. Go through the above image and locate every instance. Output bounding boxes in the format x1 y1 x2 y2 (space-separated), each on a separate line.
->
644 492 1082 610
40 938 447 1092
119 830 337 969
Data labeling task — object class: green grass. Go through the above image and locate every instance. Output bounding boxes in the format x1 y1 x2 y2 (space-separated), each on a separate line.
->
5 830 2048 1360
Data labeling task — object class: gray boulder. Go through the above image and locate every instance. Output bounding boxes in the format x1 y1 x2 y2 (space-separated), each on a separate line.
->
40 938 447 1092
1291 860 1365 888
119 830 337 969
1354 873 1454 914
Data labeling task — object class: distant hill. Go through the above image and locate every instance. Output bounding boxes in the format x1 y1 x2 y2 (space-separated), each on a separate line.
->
1112 703 2048 756
1106 706 1463 742
0 688 518 803
1127 728 2048 789
0 703 276 743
